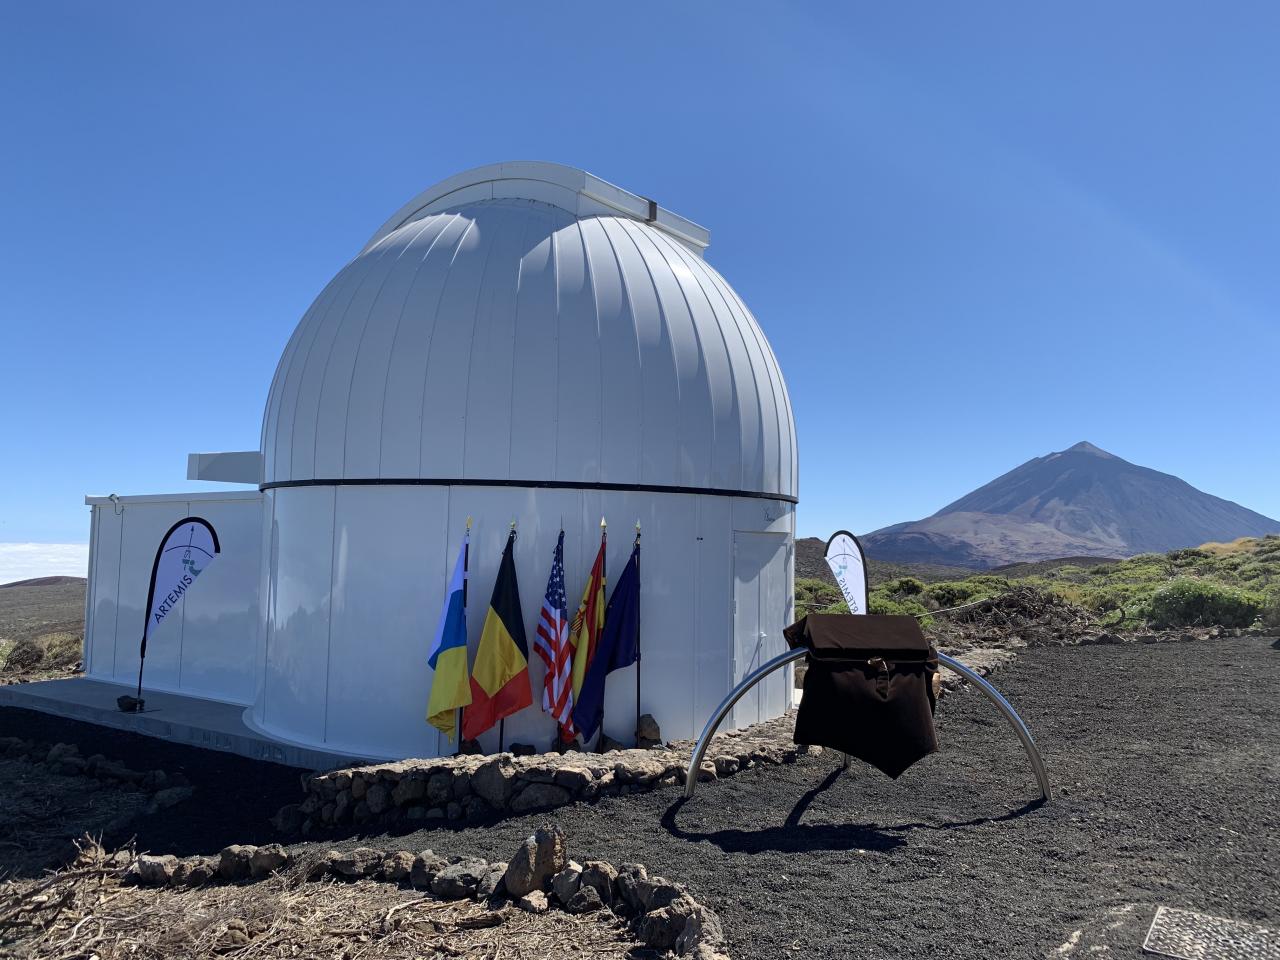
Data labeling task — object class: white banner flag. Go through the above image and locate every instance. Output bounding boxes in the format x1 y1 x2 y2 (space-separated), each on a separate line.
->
824 530 868 615
144 517 220 641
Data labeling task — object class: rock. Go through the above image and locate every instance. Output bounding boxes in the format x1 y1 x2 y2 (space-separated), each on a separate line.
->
431 857 491 899
380 850 415 883
411 850 447 889
472 756 517 807
553 766 594 793
551 861 582 905
391 776 426 806
696 761 717 782
96 759 143 783
332 790 352 822
565 883 604 913
147 786 194 812
352 800 372 824
458 738 483 754
615 863 649 913
219 845 256 881
510 782 571 812
271 803 304 833
218 918 252 949
637 877 687 911
510 742 537 756
427 771 452 805
332 847 383 879
477 861 507 899
174 856 217 887
502 825 568 898
349 775 367 799
54 756 88 776
638 893 704 950
307 850 342 880
406 805 427 820
517 890 549 913
140 769 169 791
365 783 391 815
579 861 617 906
249 843 290 878
462 795 492 819
712 755 739 776
636 713 662 748
46 742 79 764
450 771 472 800
130 854 179 886
446 801 463 820
1081 632 1123 645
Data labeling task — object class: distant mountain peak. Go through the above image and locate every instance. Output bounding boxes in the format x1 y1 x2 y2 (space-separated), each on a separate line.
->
1062 441 1115 458
862 444 1280 569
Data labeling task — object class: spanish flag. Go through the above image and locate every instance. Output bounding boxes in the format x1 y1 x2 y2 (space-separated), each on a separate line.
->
569 526 607 709
426 532 472 741
462 530 533 740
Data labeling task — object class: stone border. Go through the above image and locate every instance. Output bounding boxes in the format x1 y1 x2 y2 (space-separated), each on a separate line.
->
277 714 815 833
127 825 728 959
0 735 194 812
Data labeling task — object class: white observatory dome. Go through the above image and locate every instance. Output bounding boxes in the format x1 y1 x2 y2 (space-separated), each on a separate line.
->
261 162 796 501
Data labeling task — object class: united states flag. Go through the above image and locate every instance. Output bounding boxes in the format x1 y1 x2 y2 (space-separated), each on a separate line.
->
534 531 574 735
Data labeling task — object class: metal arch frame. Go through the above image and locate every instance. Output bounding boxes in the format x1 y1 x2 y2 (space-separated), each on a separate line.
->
683 648 1051 802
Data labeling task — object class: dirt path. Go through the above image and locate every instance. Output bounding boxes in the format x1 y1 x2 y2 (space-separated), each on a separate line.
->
3 637 1277 958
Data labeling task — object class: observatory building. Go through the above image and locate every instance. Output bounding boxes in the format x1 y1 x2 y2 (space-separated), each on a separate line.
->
80 163 798 761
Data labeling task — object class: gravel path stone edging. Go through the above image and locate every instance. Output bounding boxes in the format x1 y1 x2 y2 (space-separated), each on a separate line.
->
126 824 729 959
279 646 1027 834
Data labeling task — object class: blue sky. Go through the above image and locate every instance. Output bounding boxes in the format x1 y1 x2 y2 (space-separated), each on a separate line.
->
1 2 1278 578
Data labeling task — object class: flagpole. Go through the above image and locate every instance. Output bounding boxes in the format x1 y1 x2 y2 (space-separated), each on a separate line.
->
595 516 607 753
455 517 471 751
499 519 515 753
634 520 641 747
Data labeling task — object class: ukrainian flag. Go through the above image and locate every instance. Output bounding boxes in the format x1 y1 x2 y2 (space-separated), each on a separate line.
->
426 534 471 740
462 530 533 740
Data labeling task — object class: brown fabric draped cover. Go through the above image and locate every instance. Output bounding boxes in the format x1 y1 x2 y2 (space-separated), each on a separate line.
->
784 614 939 779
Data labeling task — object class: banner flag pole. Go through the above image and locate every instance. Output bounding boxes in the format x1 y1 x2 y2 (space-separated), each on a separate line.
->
128 517 220 712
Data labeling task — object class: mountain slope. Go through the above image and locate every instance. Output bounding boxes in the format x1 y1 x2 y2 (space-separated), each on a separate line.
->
862 442 1280 568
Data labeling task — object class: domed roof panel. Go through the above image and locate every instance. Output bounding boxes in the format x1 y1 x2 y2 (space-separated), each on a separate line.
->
261 165 797 501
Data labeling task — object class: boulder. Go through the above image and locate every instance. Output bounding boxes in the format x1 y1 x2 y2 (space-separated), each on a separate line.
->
516 890 549 913
597 734 626 752
636 713 662 748
380 850 416 883
147 786 194 813
615 863 649 913
430 857 491 899
476 861 507 899
564 883 604 914
551 861 582 905
130 854 179 886
450 770 472 800
391 776 426 806
174 856 217 887
552 766 594 794
579 861 617 906
502 825 568 898
511 742 537 756
249 844 290 878
349 775 367 799
427 771 453 805
366 783 392 815
510 782 571 813
218 845 256 881
332 847 383 879
411 850 447 889
472 756 517 807
637 893 701 950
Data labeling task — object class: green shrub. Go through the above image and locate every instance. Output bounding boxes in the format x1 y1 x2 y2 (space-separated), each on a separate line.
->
880 577 925 596
1146 579 1264 629
1262 591 1280 632
868 589 931 623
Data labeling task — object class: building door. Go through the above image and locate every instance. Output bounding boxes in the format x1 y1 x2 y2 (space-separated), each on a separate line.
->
731 531 790 728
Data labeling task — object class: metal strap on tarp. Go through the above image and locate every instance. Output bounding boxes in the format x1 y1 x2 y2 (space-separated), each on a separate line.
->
683 647 1051 802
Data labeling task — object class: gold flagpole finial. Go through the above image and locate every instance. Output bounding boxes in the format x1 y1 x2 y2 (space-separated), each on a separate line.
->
465 516 473 531
510 518 517 530
601 516 607 529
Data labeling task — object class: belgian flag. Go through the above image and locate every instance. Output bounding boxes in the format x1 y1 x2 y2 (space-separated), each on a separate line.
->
462 530 533 740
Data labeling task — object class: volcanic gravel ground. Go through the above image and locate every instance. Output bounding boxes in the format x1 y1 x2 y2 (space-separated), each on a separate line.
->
2 637 1277 958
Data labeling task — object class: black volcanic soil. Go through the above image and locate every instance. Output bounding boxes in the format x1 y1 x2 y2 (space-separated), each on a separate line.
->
2 637 1277 959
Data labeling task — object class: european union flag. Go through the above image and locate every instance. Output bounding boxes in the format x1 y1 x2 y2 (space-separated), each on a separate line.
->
572 540 639 742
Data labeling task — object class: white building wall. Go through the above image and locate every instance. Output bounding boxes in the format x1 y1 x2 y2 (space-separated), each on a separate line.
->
250 484 793 761
83 492 262 705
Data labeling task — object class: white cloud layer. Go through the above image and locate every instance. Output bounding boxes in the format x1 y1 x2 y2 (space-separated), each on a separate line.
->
0 543 90 585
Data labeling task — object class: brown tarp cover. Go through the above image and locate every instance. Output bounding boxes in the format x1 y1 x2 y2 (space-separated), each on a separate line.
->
784 614 939 778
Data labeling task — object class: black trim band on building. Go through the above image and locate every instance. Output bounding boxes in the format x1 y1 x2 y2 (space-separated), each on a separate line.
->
259 477 799 504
